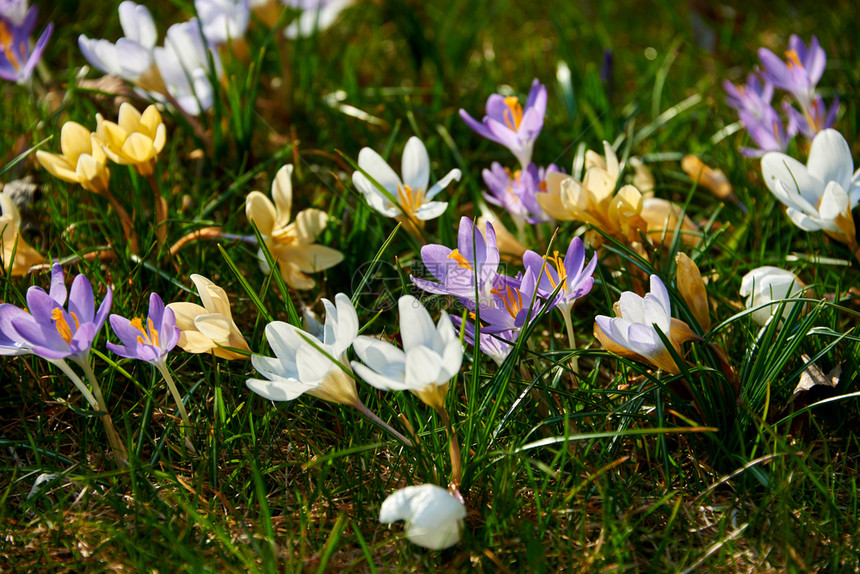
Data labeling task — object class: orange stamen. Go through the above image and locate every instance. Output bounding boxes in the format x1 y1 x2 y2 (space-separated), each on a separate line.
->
503 97 524 131
785 49 802 69
447 249 472 270
543 250 568 291
491 284 524 319
130 317 160 347
396 183 424 217
0 22 21 72
52 308 78 345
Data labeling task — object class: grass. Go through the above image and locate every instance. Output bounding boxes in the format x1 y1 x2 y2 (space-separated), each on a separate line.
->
2 0 860 571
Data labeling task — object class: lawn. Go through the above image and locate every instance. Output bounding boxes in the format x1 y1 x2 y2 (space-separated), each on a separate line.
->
1 0 859 571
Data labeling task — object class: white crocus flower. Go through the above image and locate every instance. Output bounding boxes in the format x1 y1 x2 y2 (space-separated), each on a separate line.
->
594 275 698 375
380 484 466 550
152 19 223 116
196 0 250 46
78 1 165 92
352 136 461 227
761 129 860 249
247 293 360 406
351 295 462 411
739 266 806 327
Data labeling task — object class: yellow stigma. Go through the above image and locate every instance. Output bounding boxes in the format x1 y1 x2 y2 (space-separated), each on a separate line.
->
0 21 22 72
52 308 79 345
544 250 568 291
785 49 803 69
131 317 160 347
447 249 472 270
503 96 524 131
396 184 424 217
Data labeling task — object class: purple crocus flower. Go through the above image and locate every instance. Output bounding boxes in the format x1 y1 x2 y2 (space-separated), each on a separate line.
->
469 268 547 335
483 162 555 224
107 293 180 365
411 217 502 307
460 79 547 169
6 262 112 364
758 35 826 110
0 5 53 84
723 74 774 119
737 102 797 157
523 236 597 314
0 0 28 25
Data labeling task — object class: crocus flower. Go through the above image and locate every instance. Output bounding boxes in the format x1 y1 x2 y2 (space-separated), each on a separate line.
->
523 236 597 315
482 162 554 225
167 274 251 360
473 268 547 335
196 0 250 46
760 129 860 251
411 217 501 308
245 164 343 290
246 293 359 405
36 122 111 195
352 295 462 411
723 73 774 120
785 95 839 140
0 188 43 276
283 0 354 39
107 293 180 364
675 253 710 331
6 263 112 365
460 79 547 168
352 136 461 227
739 266 806 327
153 19 224 116
536 141 647 246
380 484 466 550
723 74 796 156
594 275 698 374
0 5 52 84
78 2 164 92
95 103 167 177
758 35 825 112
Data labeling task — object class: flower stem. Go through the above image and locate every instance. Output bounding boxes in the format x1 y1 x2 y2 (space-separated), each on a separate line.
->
77 358 128 464
154 361 195 454
101 189 139 254
560 306 580 377
352 401 413 447
48 359 99 411
437 407 463 496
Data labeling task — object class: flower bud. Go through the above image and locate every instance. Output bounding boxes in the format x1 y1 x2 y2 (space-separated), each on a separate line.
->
675 253 710 331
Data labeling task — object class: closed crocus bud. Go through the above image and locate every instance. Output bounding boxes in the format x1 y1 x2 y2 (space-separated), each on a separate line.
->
682 155 733 199
641 198 699 247
739 267 806 326
675 253 710 331
380 484 466 550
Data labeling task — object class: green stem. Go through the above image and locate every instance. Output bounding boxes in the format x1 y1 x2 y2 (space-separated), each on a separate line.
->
77 358 128 463
154 361 192 433
352 401 413 448
48 359 98 411
560 305 580 377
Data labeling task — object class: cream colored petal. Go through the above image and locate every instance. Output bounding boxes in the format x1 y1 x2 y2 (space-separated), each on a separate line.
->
670 318 700 346
121 133 157 164
293 208 328 243
675 253 710 331
272 164 294 229
585 149 606 172
117 102 143 133
202 284 233 319
279 260 316 290
166 301 208 330
89 134 107 164
275 244 344 273
176 330 215 353
6 240 44 276
76 154 105 185
194 313 234 343
583 167 616 204
535 189 571 220
60 122 94 163
140 106 164 136
246 191 277 235
152 124 167 154
36 151 81 183
98 121 130 164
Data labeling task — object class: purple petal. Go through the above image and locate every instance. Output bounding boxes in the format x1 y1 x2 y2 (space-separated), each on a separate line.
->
68 322 96 358
26 288 58 324
49 263 67 305
93 286 113 331
459 109 494 141
68 274 95 325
